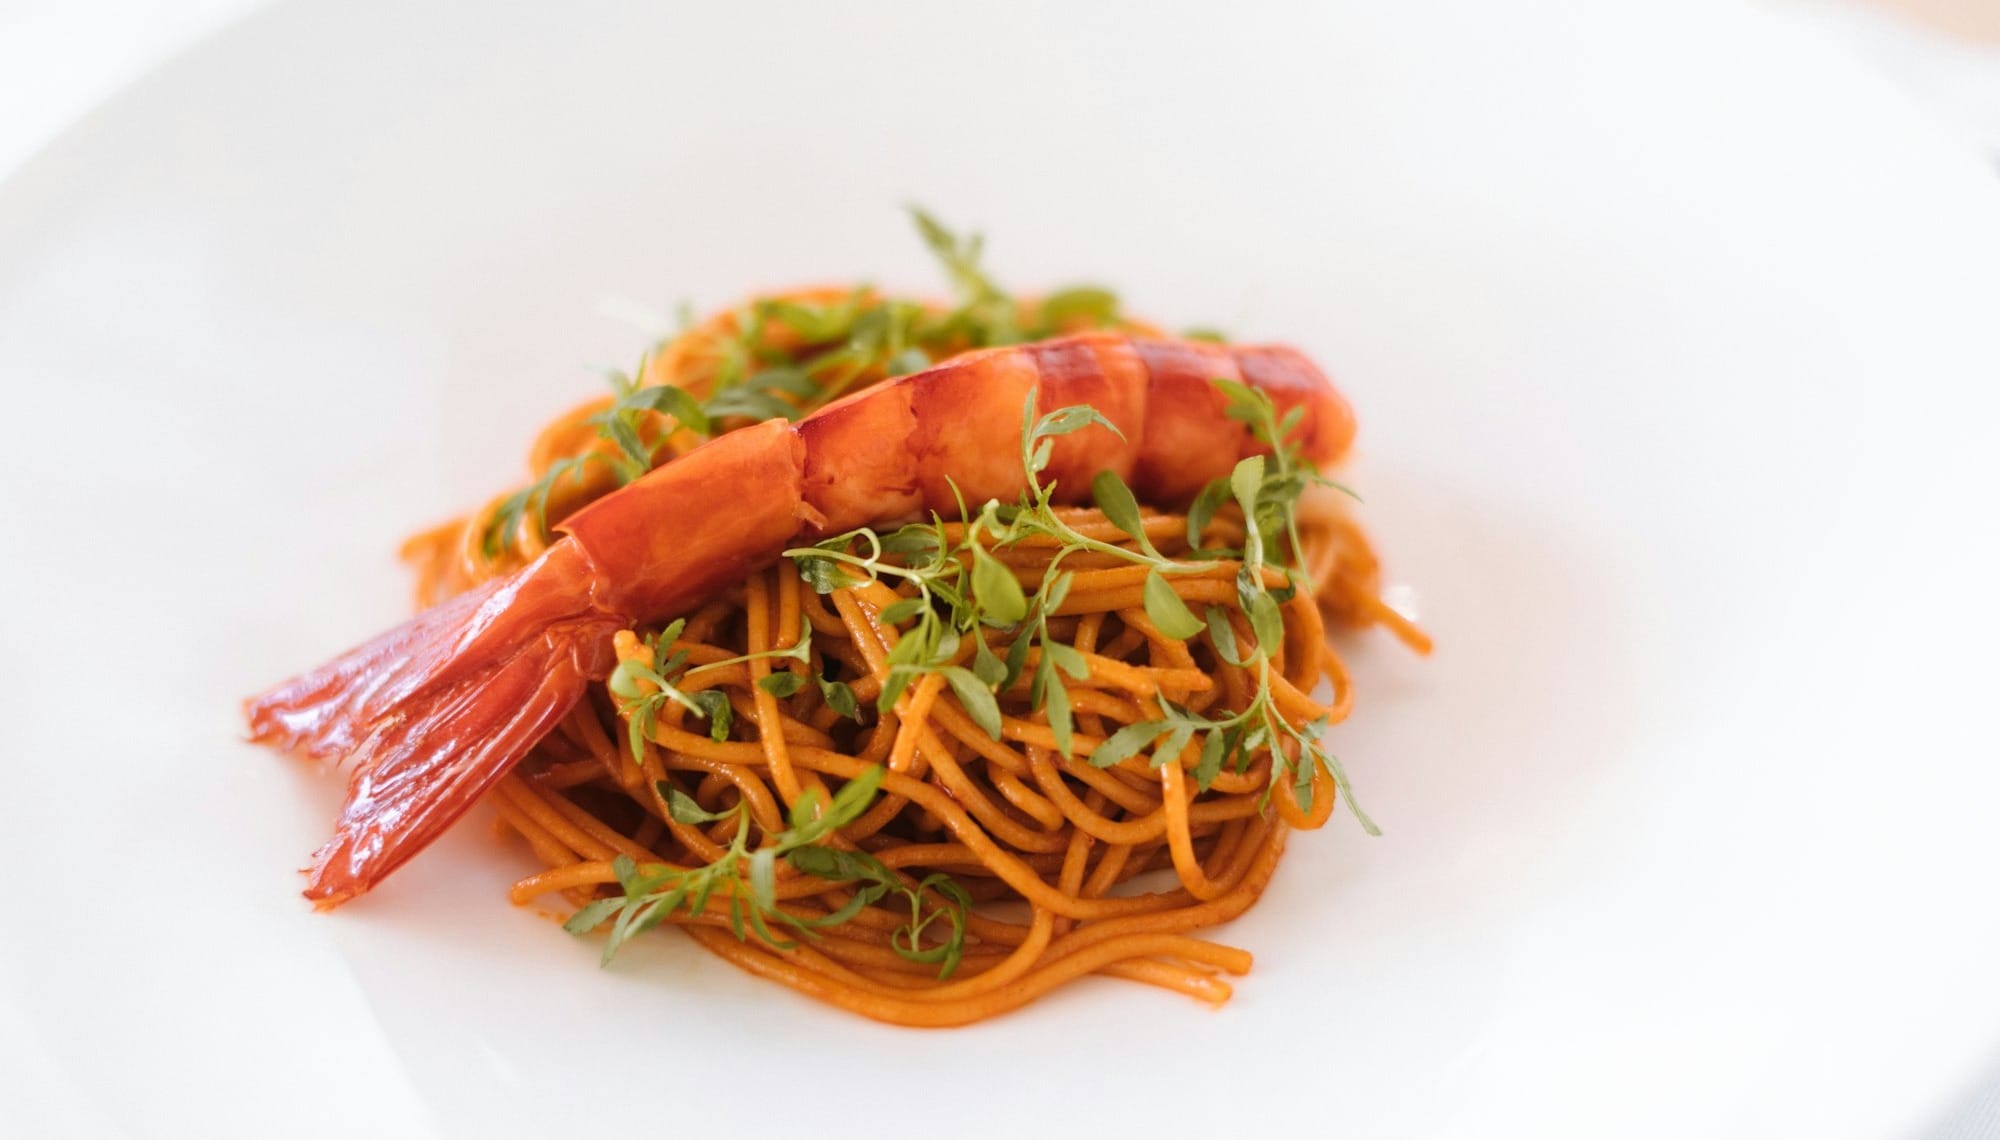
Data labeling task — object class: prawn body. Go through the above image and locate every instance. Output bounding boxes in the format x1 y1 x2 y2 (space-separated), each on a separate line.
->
246 332 1355 906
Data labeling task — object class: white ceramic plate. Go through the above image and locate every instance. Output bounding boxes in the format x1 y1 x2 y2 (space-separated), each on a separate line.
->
4 2 1998 1137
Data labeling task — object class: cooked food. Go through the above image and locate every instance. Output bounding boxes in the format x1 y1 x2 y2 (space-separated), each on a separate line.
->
245 214 1425 1025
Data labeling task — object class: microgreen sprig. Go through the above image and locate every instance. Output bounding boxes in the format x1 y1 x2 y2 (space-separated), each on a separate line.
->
481 453 603 561
606 618 721 756
607 615 817 761
565 765 971 977
480 357 711 558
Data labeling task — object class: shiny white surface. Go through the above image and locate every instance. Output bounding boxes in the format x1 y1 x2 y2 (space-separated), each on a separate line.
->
0 0 267 181
2 2 1998 1137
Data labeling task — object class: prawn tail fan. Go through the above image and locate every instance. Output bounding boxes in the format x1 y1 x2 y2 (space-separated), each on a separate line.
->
243 543 625 907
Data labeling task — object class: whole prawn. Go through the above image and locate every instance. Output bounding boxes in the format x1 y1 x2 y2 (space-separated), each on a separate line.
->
246 332 1358 906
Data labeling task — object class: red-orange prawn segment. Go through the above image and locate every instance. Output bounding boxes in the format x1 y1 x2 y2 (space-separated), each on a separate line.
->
1027 334 1149 493
1129 339 1253 501
559 419 808 622
795 374 923 530
796 333 1151 534
247 539 626 906
901 345 1041 516
1232 345 1356 465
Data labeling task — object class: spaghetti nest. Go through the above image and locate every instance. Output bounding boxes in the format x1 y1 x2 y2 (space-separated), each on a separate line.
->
394 216 1425 1024
487 495 1410 1027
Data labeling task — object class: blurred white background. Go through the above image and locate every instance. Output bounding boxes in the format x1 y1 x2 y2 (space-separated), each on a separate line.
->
0 1 1994 1136
0 0 262 180
13 0 1999 179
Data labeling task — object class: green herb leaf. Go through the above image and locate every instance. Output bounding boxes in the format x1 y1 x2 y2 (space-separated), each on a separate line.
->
704 364 822 424
1036 286 1120 330
971 547 1029 626
1142 569 1204 639
480 454 601 560
599 410 654 479
824 765 886 832
908 207 1021 347
1213 377 1266 429
624 694 656 764
664 786 736 825
620 383 712 436
749 367 818 397
886 347 931 376
1315 745 1379 836
1151 722 1196 771
1185 477 1230 550
1195 729 1227 790
1035 404 1122 442
1043 640 1090 680
794 553 862 594
1278 403 1305 439
692 689 733 742
609 853 647 895
1220 725 1246 776
885 621 932 669
1002 627 1034 689
1029 437 1055 477
881 524 943 563
1041 569 1075 615
1204 606 1244 666
758 671 806 698
1229 455 1266 528
563 896 625 935
1240 721 1270 765
817 675 859 719
1090 719 1170 769
606 658 649 702
705 385 803 423
748 848 779 912
766 299 855 343
942 666 1003 740
786 786 827 832
1044 671 1074 757
877 667 916 713
971 632 1008 687
1248 590 1285 661
786 844 867 880
1091 469 1158 556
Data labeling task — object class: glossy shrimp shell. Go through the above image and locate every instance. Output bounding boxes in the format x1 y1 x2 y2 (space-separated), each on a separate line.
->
245 332 1355 905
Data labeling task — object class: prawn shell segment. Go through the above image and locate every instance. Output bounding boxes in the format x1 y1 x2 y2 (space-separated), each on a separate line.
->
796 376 923 536
1027 333 1149 496
1231 345 1356 467
1130 339 1254 503
901 345 1041 515
558 418 809 619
